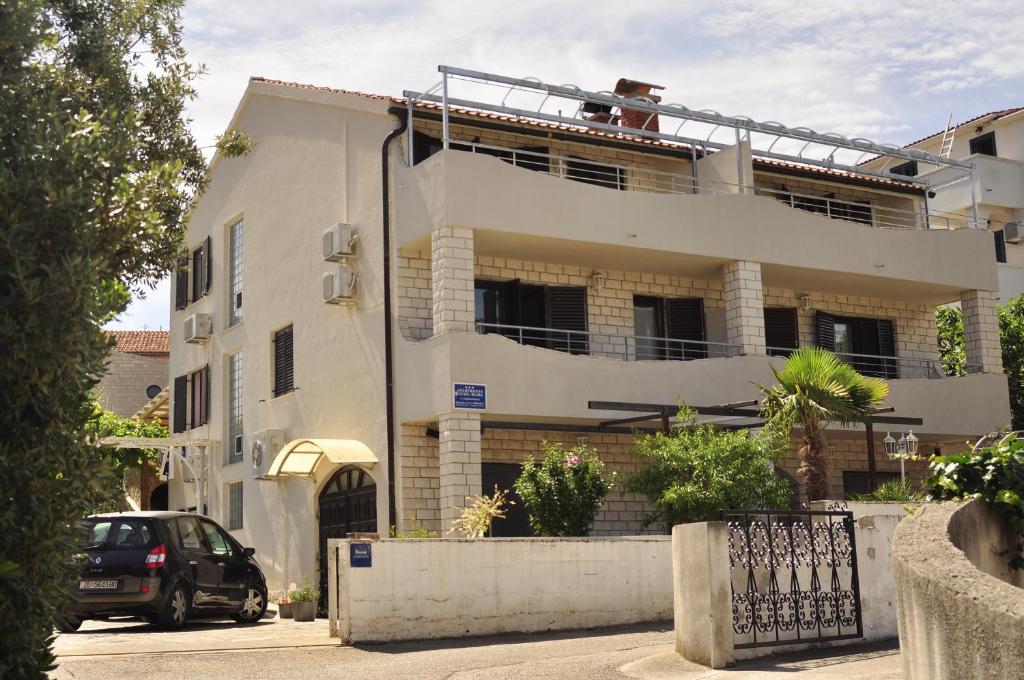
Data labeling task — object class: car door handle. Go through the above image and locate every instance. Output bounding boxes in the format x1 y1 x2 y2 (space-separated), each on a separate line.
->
189 560 198 566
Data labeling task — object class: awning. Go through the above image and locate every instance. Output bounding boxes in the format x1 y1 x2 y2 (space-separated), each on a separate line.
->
265 439 378 479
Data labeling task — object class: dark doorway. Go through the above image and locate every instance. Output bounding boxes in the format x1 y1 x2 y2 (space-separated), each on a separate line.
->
481 463 532 537
318 466 376 605
149 483 168 511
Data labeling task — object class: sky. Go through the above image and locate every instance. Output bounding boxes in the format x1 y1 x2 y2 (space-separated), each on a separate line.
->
104 0 1024 330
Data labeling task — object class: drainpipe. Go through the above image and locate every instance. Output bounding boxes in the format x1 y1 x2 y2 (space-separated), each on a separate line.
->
381 114 409 530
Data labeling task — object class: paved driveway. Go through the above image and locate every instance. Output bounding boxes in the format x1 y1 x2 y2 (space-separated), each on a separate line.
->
53 611 335 658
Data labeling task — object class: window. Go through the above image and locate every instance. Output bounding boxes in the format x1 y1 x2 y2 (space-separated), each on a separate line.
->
842 471 899 499
175 256 189 310
202 519 235 554
273 325 295 397
776 192 872 225
816 311 897 378
474 280 588 354
995 229 1007 264
175 516 209 553
890 161 918 177
412 131 444 165
190 236 211 303
565 157 624 189
632 295 705 360
764 307 799 356
969 131 997 157
226 484 243 532
188 365 210 428
228 220 244 325
227 353 243 464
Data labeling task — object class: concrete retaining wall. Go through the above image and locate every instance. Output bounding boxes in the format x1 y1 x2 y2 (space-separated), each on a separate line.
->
327 536 672 643
893 501 1024 680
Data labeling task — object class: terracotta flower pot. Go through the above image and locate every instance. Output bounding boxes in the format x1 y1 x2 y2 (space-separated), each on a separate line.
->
278 601 293 619
291 601 316 622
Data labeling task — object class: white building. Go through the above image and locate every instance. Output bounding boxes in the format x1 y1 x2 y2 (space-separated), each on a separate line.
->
168 68 1010 594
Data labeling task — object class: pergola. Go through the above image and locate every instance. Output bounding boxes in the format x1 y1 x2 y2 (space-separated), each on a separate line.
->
97 436 217 513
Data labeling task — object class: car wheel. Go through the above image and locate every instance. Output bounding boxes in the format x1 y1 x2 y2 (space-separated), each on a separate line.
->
56 615 82 632
156 583 190 628
231 585 267 623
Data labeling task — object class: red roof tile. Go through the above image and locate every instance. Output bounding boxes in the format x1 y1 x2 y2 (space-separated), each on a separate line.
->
110 330 169 356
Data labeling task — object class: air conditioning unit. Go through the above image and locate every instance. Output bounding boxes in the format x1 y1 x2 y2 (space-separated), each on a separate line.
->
1004 221 1024 243
323 266 357 304
183 313 212 343
322 223 356 261
251 428 285 478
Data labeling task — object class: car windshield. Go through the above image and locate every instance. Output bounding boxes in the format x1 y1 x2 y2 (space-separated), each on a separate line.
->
80 518 155 551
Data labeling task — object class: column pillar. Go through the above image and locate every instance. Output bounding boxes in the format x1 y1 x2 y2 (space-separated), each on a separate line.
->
961 289 1003 373
438 411 482 532
723 260 766 356
432 226 475 335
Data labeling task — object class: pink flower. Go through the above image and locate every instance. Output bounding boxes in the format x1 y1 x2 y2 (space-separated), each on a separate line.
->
565 454 582 467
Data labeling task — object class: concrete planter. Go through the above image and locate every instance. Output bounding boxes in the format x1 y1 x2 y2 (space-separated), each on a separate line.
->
292 601 316 622
278 601 293 619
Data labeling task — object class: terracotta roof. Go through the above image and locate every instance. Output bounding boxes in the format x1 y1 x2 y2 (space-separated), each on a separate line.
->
110 330 169 356
899 107 1024 151
249 76 925 191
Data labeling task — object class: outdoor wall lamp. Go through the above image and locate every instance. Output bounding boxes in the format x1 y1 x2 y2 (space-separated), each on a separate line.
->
883 430 916 481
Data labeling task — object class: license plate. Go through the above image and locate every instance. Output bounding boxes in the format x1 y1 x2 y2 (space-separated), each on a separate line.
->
79 579 118 591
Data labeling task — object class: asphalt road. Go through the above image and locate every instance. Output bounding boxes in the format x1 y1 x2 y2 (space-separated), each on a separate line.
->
50 622 901 680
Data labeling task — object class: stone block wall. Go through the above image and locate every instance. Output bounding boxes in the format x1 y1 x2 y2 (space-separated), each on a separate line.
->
97 352 169 417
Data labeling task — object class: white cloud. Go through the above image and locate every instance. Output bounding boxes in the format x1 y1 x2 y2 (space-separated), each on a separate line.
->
112 0 1024 328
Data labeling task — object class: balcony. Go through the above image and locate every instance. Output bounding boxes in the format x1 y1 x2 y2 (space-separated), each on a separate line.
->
397 330 1010 438
922 154 1024 216
396 148 997 301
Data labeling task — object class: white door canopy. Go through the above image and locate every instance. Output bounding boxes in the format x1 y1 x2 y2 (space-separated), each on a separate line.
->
265 439 378 479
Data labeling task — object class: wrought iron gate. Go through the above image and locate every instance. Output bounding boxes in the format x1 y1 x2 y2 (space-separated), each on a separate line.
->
720 509 863 649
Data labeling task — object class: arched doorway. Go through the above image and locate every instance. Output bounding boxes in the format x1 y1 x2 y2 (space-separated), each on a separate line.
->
149 483 168 511
318 466 376 604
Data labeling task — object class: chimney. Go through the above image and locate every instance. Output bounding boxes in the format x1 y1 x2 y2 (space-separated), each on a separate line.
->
614 78 665 132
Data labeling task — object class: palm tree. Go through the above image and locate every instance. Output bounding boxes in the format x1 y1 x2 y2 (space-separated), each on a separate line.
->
757 347 889 502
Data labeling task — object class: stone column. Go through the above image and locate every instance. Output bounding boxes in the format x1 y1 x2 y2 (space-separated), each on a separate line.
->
723 260 766 356
438 411 482 532
432 226 475 335
961 290 1003 373
674 521 734 668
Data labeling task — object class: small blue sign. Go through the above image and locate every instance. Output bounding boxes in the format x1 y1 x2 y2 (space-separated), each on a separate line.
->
453 382 487 410
350 543 372 568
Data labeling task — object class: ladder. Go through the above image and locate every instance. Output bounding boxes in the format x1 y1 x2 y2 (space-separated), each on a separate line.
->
938 112 956 158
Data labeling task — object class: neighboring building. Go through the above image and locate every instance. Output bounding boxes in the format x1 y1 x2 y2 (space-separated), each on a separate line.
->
168 69 1010 594
862 108 1024 302
98 330 170 417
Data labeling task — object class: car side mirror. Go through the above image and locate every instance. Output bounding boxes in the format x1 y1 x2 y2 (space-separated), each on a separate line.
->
242 547 255 557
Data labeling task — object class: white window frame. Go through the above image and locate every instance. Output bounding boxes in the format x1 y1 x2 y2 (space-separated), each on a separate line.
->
227 219 244 326
226 352 243 465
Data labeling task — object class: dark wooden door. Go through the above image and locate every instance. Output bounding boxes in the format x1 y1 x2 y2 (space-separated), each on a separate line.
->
318 467 376 605
481 463 532 537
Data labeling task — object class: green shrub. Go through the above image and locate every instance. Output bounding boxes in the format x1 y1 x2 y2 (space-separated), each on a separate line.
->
625 407 792 530
925 434 1024 568
514 443 614 536
389 522 440 538
289 578 319 603
851 477 924 502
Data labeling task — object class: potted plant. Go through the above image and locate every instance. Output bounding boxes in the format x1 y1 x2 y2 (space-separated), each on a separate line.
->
277 595 293 619
290 578 318 622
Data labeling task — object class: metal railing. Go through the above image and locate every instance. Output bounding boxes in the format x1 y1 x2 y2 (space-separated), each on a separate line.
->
475 322 741 361
767 347 982 379
447 141 991 231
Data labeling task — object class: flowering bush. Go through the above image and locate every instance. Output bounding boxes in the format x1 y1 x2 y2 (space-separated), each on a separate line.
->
449 486 514 538
514 443 614 536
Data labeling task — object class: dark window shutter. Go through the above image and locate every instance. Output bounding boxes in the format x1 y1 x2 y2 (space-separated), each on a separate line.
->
547 286 588 354
175 258 189 310
995 230 1007 263
191 247 203 304
877 320 898 379
274 325 295 397
203 236 212 296
666 298 705 359
202 364 211 425
764 307 799 356
816 311 836 351
172 375 187 433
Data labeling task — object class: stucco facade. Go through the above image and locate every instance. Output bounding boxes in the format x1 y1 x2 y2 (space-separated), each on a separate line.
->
167 76 1011 593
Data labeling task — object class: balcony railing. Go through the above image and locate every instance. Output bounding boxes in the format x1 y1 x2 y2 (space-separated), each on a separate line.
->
475 322 741 361
767 347 983 380
448 141 987 231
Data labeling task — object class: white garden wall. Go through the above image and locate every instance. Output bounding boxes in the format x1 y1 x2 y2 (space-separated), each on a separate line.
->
327 536 672 643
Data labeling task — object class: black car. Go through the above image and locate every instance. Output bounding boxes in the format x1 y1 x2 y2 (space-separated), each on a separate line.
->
61 511 267 631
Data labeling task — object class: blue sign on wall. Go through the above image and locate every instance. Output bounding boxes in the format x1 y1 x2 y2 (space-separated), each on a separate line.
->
350 543 372 568
453 382 487 410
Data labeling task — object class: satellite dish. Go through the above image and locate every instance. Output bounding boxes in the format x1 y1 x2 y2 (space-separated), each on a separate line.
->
251 439 264 470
